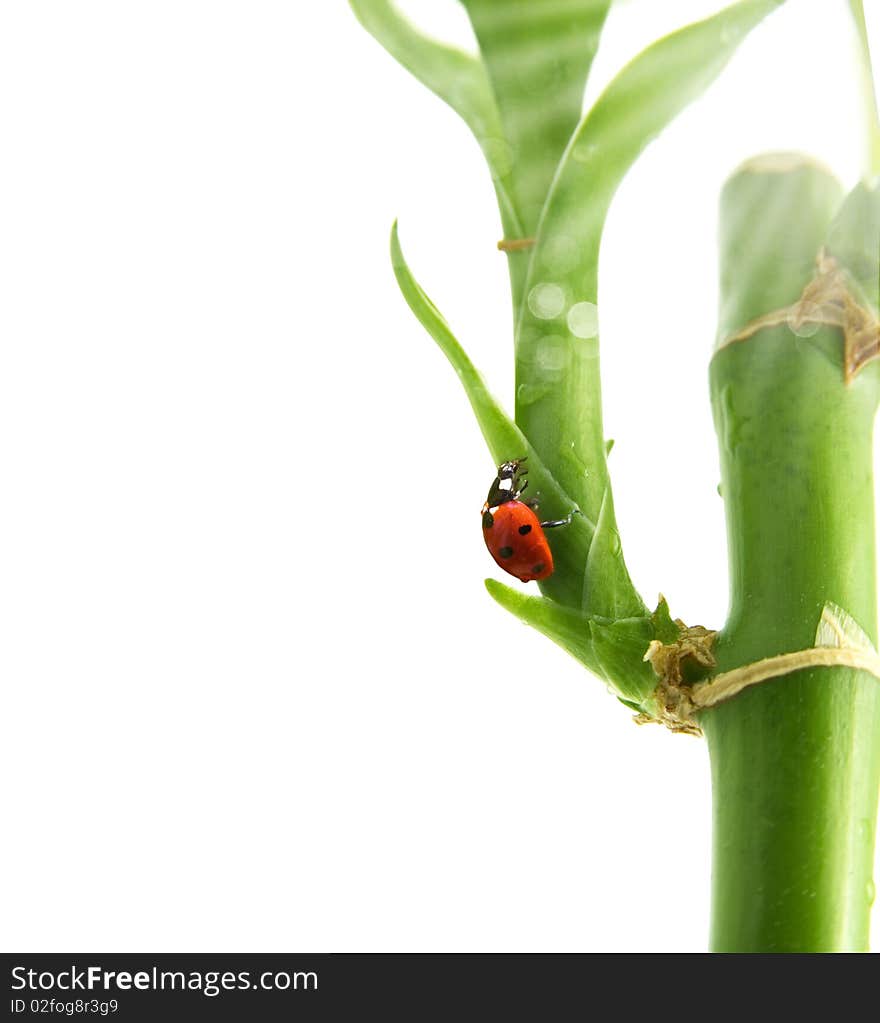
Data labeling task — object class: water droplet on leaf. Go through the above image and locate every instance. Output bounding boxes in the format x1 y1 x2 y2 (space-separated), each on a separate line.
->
567 301 599 339
528 283 565 320
517 382 551 406
572 141 598 164
787 304 822 338
534 334 569 375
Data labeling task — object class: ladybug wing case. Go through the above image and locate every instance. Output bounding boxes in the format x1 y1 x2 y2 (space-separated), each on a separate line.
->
482 502 554 582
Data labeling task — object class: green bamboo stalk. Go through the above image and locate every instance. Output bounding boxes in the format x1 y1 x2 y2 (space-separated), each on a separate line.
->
705 156 880 951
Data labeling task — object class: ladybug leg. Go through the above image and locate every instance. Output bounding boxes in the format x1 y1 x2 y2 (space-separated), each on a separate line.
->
540 508 581 529
523 485 544 512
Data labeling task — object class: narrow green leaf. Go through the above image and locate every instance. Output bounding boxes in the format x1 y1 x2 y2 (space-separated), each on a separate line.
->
651 595 680 645
389 221 555 488
480 601 666 709
587 616 658 706
815 601 877 653
583 488 646 619
350 0 524 238
848 0 880 178
515 0 785 523
391 222 591 608
512 0 785 618
484 579 600 675
616 697 644 713
461 0 613 236
825 181 880 310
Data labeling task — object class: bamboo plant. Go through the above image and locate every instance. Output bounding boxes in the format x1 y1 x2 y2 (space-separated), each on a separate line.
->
351 0 880 952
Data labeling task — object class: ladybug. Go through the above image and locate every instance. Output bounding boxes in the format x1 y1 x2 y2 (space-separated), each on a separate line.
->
481 458 576 582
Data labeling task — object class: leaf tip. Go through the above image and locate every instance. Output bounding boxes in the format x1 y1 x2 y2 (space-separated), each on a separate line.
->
484 576 529 614
389 218 409 280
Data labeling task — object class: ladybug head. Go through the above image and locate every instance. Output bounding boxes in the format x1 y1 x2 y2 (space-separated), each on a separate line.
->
484 457 527 510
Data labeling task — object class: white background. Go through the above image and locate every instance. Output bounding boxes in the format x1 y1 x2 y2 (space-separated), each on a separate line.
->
1 0 878 952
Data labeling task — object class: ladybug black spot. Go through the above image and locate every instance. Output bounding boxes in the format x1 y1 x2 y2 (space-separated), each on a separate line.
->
532 563 546 575
518 523 532 535
482 511 494 529
499 546 514 559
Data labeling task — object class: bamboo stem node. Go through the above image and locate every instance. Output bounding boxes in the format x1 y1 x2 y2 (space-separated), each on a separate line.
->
497 236 536 252
637 601 880 735
715 250 880 382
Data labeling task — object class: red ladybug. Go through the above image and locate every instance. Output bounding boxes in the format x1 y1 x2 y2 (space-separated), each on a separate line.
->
481 458 575 582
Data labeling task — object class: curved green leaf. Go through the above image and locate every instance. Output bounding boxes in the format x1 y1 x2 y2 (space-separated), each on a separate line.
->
461 0 613 237
825 181 880 310
516 0 786 522
391 221 592 607
651 595 680 646
848 0 880 178
584 488 645 619
485 579 600 674
350 0 524 238
484 578 657 706
512 0 784 620
587 616 658 706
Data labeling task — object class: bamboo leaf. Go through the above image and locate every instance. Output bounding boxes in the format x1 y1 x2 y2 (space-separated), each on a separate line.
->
515 0 786 525
484 579 600 674
391 221 591 607
389 221 552 486
461 0 613 237
815 601 877 653
651 595 681 646
350 0 523 237
825 181 880 310
583 488 646 619
587 616 658 706
848 0 880 178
